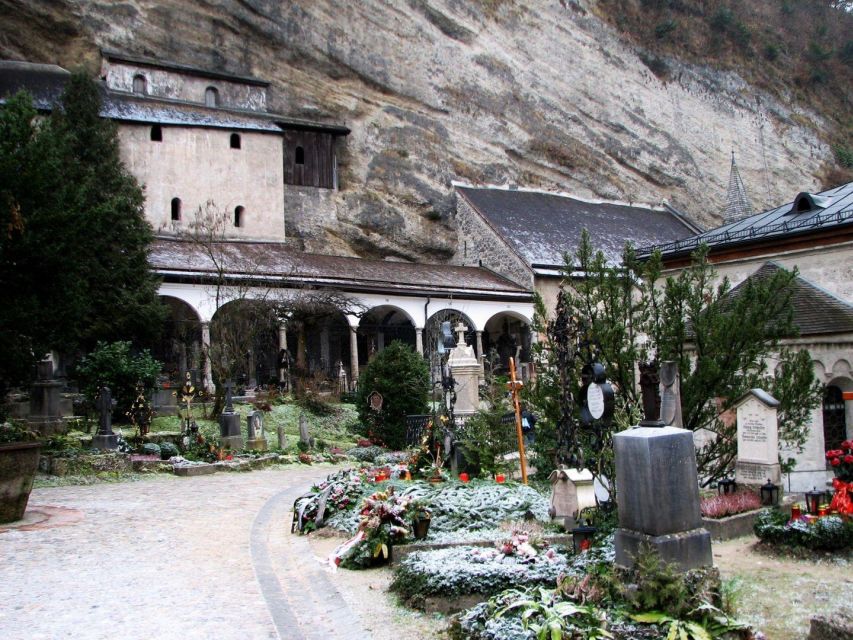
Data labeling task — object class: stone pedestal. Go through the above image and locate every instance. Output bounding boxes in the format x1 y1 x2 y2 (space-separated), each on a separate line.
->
28 360 65 436
247 437 268 452
734 389 782 487
447 334 484 415
614 425 712 571
219 412 243 451
91 433 119 450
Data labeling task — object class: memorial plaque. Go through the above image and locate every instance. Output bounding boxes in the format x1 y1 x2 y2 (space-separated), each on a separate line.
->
734 389 781 486
368 391 383 412
587 385 605 420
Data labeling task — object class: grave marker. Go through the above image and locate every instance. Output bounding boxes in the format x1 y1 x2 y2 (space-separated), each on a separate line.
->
92 386 119 450
734 389 781 486
219 379 243 450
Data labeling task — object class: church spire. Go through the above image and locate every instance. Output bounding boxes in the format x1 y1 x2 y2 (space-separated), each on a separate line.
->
724 150 753 224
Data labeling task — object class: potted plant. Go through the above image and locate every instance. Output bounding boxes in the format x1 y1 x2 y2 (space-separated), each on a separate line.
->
0 421 42 523
410 500 433 540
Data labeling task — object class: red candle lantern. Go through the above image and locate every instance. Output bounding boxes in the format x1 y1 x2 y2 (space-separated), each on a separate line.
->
790 504 801 519
495 473 506 484
459 472 469 483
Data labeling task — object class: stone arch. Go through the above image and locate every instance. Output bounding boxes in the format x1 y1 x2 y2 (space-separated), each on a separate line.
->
358 305 417 364
286 308 352 385
153 296 203 385
483 310 533 375
210 298 280 390
823 377 852 451
831 358 852 380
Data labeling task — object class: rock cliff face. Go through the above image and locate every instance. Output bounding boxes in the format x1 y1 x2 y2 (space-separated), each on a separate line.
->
0 0 833 261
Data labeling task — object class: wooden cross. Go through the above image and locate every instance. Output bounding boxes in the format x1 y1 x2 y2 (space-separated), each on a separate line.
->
506 357 528 485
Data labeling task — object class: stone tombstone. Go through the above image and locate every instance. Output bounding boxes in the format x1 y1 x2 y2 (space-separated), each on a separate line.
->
298 413 310 445
447 322 484 415
219 380 243 450
548 467 596 528
91 386 119 451
246 410 268 452
659 361 683 428
277 426 286 450
734 389 781 486
613 361 712 572
28 358 65 436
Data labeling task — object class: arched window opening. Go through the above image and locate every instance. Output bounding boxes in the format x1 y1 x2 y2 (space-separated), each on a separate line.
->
205 86 219 107
230 133 241 149
295 146 305 165
132 74 147 95
234 206 244 228
171 197 181 222
823 385 847 451
150 125 163 142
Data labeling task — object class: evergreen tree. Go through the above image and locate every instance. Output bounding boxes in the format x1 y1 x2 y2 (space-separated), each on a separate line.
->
528 231 822 486
355 341 430 450
0 73 164 387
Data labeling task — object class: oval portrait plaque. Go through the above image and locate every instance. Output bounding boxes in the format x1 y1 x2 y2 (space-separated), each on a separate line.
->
587 384 605 420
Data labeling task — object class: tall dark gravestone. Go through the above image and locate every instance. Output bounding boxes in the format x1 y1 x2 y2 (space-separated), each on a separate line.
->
219 380 243 450
613 361 712 571
91 386 119 450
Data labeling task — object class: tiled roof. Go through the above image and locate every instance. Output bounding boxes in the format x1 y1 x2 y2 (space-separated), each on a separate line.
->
729 262 853 337
640 181 853 258
457 186 697 268
149 238 533 300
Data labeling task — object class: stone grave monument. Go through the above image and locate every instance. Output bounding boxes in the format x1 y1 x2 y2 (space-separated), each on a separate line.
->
28 358 65 436
734 389 781 487
92 386 119 450
246 410 268 451
447 322 484 416
219 380 243 450
548 467 596 529
298 414 310 447
614 361 712 571
277 425 286 450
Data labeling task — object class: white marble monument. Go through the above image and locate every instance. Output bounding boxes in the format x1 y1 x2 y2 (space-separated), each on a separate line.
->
734 388 781 486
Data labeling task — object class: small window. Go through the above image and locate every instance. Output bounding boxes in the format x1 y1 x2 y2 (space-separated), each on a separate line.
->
150 125 162 142
205 86 219 107
295 146 305 165
171 198 181 221
132 74 147 95
234 206 244 228
230 133 241 149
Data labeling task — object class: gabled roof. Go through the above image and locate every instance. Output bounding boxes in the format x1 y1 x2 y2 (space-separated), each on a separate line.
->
640 181 853 259
729 262 853 337
456 186 697 269
149 238 533 301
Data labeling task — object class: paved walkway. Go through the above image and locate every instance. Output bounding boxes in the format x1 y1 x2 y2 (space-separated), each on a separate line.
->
0 465 369 640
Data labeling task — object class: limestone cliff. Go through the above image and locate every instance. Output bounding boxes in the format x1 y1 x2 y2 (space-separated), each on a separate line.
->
0 0 836 261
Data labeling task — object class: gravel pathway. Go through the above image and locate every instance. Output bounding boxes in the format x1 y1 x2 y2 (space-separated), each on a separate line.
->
0 464 369 640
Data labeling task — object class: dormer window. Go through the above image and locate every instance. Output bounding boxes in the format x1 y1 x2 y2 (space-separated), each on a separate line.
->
132 74 147 95
790 192 831 214
230 133 241 149
205 86 219 107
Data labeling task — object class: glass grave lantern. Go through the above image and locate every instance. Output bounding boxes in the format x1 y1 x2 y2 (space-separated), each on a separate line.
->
571 525 597 554
804 487 825 515
760 479 780 506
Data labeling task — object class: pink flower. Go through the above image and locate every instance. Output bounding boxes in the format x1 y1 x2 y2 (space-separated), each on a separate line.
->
845 455 853 464
831 458 842 467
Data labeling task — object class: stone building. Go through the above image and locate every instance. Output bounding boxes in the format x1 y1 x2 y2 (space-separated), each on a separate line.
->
641 180 853 492
0 55 535 392
451 184 699 373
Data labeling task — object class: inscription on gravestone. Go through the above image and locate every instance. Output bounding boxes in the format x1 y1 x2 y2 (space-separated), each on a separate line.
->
734 389 781 485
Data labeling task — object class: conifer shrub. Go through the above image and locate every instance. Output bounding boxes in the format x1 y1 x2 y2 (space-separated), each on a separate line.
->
355 341 429 450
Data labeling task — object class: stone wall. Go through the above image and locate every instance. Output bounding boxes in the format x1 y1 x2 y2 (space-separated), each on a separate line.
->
118 125 286 240
451 193 533 289
102 58 267 111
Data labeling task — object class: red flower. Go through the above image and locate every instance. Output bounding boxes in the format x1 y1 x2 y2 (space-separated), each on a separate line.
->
580 538 592 552
831 457 842 467
845 455 853 464
842 440 853 450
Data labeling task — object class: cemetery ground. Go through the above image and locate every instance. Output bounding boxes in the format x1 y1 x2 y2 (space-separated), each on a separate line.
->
1 458 849 640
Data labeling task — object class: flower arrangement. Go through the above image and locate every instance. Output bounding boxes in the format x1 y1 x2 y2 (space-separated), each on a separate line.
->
0 421 39 444
825 440 853 482
495 529 554 562
700 490 762 519
330 488 411 569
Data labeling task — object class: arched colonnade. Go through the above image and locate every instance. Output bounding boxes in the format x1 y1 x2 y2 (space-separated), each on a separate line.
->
155 282 535 392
